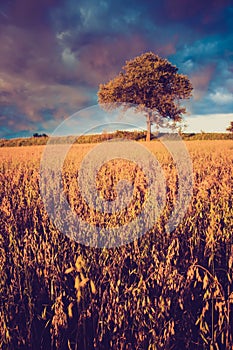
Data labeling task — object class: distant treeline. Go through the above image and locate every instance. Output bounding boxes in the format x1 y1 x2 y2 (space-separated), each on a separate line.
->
0 131 232 147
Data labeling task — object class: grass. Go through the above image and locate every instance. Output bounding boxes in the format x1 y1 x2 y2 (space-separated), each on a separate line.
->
0 131 232 148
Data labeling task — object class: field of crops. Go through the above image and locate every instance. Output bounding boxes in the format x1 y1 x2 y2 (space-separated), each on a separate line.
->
0 140 233 349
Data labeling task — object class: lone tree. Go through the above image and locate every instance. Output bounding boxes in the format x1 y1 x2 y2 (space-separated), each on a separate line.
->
98 52 193 141
226 121 233 133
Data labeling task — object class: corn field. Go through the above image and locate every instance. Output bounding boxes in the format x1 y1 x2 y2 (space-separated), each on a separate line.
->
0 140 233 349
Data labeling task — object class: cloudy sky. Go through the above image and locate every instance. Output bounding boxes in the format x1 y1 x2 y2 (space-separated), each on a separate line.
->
0 0 233 138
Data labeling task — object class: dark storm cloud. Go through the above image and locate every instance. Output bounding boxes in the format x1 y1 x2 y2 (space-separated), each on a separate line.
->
0 0 232 137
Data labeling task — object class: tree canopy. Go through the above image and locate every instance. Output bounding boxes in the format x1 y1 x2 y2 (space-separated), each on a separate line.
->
226 121 233 133
98 52 193 141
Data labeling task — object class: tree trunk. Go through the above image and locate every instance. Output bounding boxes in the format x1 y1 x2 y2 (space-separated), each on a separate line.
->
146 114 151 142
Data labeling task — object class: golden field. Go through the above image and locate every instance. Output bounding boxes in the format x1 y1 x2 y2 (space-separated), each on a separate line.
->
0 140 233 349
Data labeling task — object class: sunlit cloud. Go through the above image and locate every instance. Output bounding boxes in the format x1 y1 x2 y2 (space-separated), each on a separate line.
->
185 113 233 133
209 88 233 105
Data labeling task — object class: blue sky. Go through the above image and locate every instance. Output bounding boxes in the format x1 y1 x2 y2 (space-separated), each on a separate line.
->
0 0 232 138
